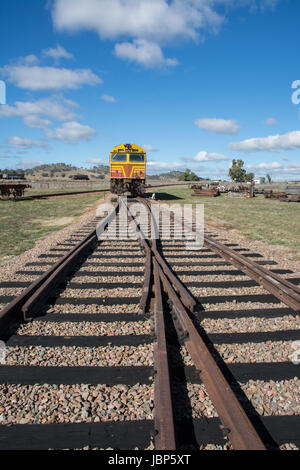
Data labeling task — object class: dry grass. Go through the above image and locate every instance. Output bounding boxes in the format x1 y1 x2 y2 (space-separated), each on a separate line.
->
151 187 300 253
0 194 103 259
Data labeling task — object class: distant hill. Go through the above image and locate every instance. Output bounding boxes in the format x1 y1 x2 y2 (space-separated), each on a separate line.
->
148 171 184 180
23 163 109 181
90 165 110 175
148 170 207 181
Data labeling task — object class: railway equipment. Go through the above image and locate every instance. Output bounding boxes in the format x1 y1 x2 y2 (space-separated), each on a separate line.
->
190 185 220 197
0 196 299 450
264 191 300 202
110 143 146 196
0 183 32 199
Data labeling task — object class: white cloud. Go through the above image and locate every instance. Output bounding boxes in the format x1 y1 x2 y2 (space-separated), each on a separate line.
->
43 45 73 61
101 94 116 103
266 117 277 125
195 118 240 135
23 115 52 129
182 151 228 162
114 39 178 68
143 145 159 152
16 55 39 65
46 121 96 143
245 161 300 178
1 65 101 91
6 137 50 150
0 97 79 128
229 130 300 152
147 161 184 171
52 0 223 44
246 161 283 170
287 163 300 170
15 160 45 169
51 0 281 69
260 0 281 11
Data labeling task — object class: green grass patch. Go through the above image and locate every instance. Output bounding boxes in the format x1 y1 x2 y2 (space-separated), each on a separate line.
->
152 187 300 253
0 194 103 259
25 187 108 196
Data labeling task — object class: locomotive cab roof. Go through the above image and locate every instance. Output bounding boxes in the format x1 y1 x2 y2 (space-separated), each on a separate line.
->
110 143 146 153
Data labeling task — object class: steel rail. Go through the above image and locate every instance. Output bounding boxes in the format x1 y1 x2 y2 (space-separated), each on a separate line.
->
22 233 98 321
137 198 197 312
0 228 97 331
119 197 151 314
158 267 266 450
204 235 300 312
4 183 190 202
0 203 119 330
121 197 177 449
158 202 300 312
122 197 195 312
153 257 177 450
139 198 266 450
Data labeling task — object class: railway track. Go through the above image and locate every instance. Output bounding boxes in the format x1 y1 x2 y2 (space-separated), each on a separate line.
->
0 196 299 450
0 182 188 201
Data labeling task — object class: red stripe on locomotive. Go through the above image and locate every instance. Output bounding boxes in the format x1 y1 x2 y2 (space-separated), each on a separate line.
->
110 164 145 179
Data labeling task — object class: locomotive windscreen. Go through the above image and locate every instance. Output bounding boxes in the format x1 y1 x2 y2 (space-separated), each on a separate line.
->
129 154 145 163
111 153 127 162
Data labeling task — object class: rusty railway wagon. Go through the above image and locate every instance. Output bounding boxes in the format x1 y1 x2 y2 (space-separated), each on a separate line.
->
110 143 146 196
0 183 31 199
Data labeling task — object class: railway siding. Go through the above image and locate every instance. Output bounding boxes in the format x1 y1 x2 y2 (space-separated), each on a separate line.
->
0 196 299 450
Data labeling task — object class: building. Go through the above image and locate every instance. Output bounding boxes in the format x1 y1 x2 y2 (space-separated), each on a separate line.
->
254 177 265 185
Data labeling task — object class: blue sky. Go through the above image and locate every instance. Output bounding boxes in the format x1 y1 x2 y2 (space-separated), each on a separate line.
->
0 0 300 180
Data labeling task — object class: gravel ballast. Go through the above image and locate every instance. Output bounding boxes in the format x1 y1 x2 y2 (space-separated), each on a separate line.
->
0 383 154 424
17 320 151 337
5 344 154 367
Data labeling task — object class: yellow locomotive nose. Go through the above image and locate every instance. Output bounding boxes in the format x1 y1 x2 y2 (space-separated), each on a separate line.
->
109 143 147 196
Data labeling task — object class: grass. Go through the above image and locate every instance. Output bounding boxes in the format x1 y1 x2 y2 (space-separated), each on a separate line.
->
0 193 103 260
25 187 108 196
151 187 300 253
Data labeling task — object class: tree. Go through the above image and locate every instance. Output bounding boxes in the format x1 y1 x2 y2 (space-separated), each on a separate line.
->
229 159 254 182
178 169 199 182
266 174 272 183
245 172 254 182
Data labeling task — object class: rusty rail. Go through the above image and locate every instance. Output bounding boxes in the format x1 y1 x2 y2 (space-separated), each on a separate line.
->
204 235 300 312
1 197 286 449
157 202 300 312
153 257 176 450
120 197 176 448
138 198 197 312
1 182 190 202
158 267 265 450
0 203 119 330
0 229 97 330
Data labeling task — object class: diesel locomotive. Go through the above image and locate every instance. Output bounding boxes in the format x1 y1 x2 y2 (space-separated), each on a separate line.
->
110 143 146 196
